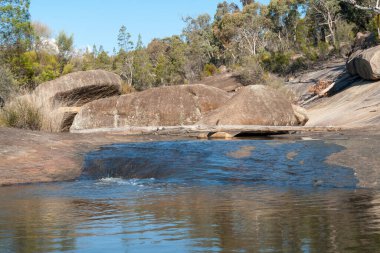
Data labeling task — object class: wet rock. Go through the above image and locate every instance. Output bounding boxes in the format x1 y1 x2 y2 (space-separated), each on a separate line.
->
0 127 179 186
71 84 231 131
199 85 298 126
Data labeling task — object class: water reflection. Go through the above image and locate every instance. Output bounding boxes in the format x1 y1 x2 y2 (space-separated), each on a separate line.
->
1 182 380 253
0 140 378 252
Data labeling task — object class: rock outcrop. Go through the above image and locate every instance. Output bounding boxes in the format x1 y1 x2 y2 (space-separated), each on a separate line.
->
349 45 380 80
29 70 122 132
287 57 380 128
201 72 243 92
71 84 231 131
306 80 380 127
34 70 122 107
199 85 298 126
292 104 309 126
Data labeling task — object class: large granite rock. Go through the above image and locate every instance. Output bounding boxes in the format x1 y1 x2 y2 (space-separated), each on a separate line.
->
29 70 122 132
71 84 231 131
34 70 122 107
199 85 298 126
201 72 243 92
347 44 380 80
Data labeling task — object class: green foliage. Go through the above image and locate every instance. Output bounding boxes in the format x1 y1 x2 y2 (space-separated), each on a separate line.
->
203 63 218 77
13 51 60 88
317 42 330 60
132 49 155 90
261 52 291 74
288 57 309 74
117 25 133 52
0 0 33 54
183 14 217 81
56 31 74 73
0 98 42 130
236 57 266 85
339 0 374 31
62 63 74 75
0 0 374 101
0 65 16 100
95 51 111 70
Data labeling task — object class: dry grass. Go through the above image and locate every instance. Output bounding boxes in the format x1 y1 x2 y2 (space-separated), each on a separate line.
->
0 91 66 132
308 80 333 96
0 97 42 130
121 81 135 94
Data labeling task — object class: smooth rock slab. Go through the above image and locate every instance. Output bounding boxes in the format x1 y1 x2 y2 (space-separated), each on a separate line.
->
71 84 231 131
199 85 298 126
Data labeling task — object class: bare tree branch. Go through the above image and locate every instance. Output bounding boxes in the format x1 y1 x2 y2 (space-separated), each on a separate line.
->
342 0 380 14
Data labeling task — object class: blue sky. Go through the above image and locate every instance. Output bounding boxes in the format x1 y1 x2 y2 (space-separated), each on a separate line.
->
30 0 253 53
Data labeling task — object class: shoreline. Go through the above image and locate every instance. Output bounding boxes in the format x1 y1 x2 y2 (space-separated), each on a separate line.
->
1 126 379 187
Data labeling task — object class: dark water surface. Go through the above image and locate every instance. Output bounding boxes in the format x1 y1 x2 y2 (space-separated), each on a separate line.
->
1 140 380 253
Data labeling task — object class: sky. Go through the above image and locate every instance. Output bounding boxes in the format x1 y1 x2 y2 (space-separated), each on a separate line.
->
29 0 252 53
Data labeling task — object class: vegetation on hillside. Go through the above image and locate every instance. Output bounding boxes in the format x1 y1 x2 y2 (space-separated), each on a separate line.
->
0 0 379 129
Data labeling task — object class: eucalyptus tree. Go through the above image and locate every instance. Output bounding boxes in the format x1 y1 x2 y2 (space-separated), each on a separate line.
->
235 2 272 56
0 0 33 55
183 14 218 80
308 0 341 46
56 31 74 73
116 25 134 85
267 0 305 51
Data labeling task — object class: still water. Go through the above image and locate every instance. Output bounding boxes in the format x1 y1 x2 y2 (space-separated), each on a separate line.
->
1 140 380 253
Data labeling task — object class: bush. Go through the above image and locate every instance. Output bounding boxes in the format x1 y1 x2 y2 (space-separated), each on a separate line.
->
288 57 309 74
263 74 296 102
0 98 42 130
261 52 291 75
318 42 330 60
236 57 265 85
0 66 17 101
202 63 218 77
121 81 135 94
303 46 319 62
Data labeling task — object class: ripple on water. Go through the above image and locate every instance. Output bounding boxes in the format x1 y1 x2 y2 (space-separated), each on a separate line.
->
82 140 358 189
1 140 378 253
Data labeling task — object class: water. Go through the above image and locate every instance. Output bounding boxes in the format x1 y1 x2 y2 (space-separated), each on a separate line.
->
1 140 380 253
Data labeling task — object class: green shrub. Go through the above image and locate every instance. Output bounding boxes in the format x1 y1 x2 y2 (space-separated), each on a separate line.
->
236 57 265 85
0 99 42 130
261 52 291 75
318 42 330 60
288 57 309 74
0 66 17 100
202 63 218 77
301 45 319 62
